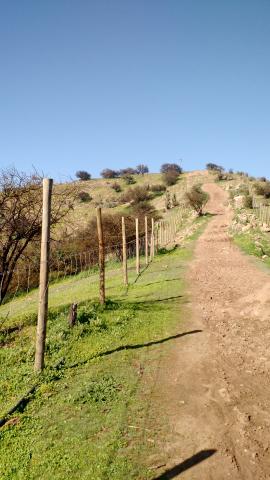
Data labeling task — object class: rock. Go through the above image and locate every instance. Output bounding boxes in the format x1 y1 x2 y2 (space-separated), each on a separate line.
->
261 224 270 232
234 195 246 209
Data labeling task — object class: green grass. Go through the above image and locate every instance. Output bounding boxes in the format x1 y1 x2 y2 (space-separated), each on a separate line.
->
234 230 270 269
0 214 209 480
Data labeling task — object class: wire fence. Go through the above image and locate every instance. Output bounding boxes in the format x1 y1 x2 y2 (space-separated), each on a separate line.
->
1 205 189 309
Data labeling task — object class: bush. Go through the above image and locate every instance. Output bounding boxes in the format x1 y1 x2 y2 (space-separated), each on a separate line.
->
121 186 150 204
160 163 182 174
264 183 270 198
150 183 166 192
186 185 209 216
129 200 158 219
244 195 253 209
76 170 91 181
119 168 137 176
162 169 179 186
78 191 92 202
206 163 224 173
100 169 118 179
259 177 267 182
254 182 270 198
111 182 121 192
123 174 136 185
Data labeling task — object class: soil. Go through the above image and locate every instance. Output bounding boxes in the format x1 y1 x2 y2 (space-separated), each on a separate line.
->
150 183 270 479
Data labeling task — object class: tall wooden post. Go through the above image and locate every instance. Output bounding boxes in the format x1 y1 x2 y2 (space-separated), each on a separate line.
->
150 217 155 259
34 178 53 372
96 207 105 304
145 216 148 265
136 218 140 274
122 217 128 286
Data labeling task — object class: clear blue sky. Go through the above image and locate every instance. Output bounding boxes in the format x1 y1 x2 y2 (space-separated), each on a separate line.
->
1 0 270 180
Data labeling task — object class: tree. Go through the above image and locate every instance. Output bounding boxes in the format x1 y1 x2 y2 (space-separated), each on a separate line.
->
160 163 182 174
186 185 209 216
136 164 149 175
100 169 118 179
119 168 137 176
206 163 224 173
0 168 77 304
75 170 91 181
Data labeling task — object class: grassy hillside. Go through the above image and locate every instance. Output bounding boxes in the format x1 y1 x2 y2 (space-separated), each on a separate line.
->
61 171 208 231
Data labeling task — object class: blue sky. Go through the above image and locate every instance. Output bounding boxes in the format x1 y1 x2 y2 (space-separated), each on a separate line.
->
1 0 270 180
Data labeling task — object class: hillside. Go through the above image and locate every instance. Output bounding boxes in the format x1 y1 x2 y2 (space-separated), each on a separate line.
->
2 169 270 478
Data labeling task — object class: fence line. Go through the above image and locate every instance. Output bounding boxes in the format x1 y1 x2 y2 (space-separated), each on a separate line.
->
252 196 270 225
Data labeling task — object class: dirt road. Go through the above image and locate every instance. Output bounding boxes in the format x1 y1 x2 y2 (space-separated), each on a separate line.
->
153 183 270 479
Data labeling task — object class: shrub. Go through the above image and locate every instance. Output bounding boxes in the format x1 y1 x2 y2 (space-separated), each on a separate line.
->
254 182 270 198
100 169 118 179
264 182 270 198
123 174 136 185
244 195 253 209
78 191 92 202
129 200 158 219
259 177 267 182
121 186 150 204
75 170 91 181
160 163 182 174
119 168 137 176
206 163 224 173
111 182 121 192
186 185 209 216
162 169 179 186
150 184 166 192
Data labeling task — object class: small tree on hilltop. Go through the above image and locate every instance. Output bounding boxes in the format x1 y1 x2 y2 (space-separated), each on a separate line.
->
160 163 182 174
186 185 209 216
206 163 224 173
75 170 91 181
100 168 118 179
136 164 149 175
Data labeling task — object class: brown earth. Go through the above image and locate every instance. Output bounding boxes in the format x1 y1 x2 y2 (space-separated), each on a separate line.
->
150 183 270 479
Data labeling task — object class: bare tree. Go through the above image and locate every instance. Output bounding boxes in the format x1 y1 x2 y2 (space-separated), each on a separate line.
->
0 168 76 304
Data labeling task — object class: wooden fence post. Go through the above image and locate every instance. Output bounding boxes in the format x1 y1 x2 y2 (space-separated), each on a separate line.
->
69 303 78 327
150 218 155 258
96 207 105 304
145 216 148 265
34 178 53 372
122 217 128 286
136 218 140 274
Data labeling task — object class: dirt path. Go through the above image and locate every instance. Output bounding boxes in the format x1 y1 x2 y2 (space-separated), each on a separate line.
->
151 183 270 479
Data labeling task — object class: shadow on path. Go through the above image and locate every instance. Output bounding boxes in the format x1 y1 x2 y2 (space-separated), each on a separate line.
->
69 330 202 369
154 449 217 479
